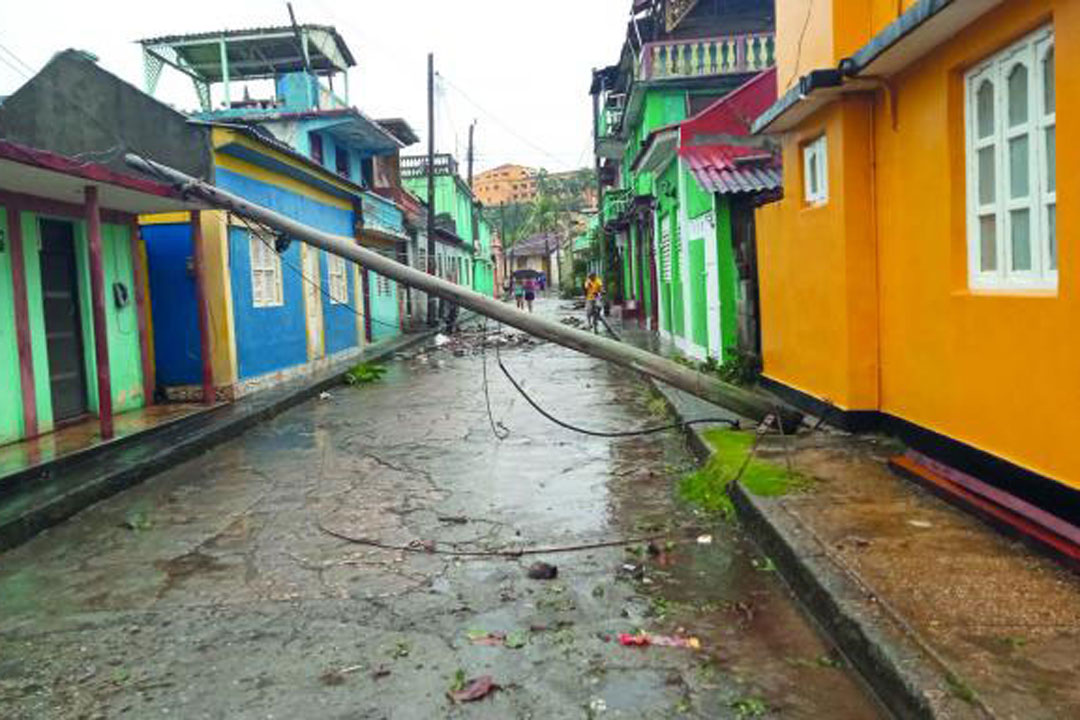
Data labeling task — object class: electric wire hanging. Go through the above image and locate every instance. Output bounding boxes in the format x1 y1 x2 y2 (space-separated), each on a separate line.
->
489 326 741 439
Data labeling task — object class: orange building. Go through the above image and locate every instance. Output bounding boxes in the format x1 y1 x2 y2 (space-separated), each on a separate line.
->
473 164 538 206
754 1 1077 498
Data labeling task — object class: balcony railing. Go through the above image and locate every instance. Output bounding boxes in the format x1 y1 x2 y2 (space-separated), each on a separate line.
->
637 32 775 82
361 191 406 238
401 153 460 179
603 188 632 224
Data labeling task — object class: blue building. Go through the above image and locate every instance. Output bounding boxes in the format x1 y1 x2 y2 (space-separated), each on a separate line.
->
134 24 419 399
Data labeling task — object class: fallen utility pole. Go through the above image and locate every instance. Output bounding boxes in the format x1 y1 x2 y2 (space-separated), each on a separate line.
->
126 154 802 430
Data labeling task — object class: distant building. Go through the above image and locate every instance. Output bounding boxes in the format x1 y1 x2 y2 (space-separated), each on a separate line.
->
473 164 538 206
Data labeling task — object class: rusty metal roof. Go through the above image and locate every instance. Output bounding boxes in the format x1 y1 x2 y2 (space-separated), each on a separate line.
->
680 146 780 194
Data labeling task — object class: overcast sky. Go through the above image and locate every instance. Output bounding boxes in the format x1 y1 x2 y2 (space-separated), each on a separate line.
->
0 0 629 173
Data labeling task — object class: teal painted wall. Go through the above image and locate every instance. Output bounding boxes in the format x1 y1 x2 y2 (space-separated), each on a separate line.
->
20 213 144 433
0 207 24 444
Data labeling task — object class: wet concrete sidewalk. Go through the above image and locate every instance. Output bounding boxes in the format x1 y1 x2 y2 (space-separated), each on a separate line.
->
0 297 881 719
751 432 1080 718
608 312 1080 718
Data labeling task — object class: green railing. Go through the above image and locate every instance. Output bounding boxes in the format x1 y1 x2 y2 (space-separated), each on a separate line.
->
602 189 631 224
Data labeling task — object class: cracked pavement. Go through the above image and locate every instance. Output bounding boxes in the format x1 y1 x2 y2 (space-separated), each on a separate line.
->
0 299 883 719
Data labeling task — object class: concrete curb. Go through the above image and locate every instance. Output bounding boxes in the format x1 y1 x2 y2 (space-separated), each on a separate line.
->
645 378 982 720
0 327 443 552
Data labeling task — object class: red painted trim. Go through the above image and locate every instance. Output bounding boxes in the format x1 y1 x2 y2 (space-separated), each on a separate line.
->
85 186 113 440
905 450 1080 546
6 200 37 437
130 218 155 406
0 139 180 199
892 454 1080 566
191 211 214 405
0 189 134 225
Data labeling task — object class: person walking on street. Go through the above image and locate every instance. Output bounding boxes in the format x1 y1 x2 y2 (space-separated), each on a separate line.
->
584 272 603 332
514 278 525 309
523 276 537 313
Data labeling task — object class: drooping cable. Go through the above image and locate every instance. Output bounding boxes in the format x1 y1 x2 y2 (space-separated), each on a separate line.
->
492 332 739 438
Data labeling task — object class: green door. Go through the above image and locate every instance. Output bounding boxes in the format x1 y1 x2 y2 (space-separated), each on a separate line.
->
688 238 708 349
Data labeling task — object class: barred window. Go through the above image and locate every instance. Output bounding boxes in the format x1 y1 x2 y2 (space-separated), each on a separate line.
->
327 253 348 304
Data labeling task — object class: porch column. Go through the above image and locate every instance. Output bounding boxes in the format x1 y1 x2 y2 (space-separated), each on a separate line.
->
85 186 113 439
6 201 37 437
129 218 154 406
191 211 214 405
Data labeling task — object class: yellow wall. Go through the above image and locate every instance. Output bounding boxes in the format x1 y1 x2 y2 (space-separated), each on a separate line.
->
775 0 833 94
757 0 1078 485
775 0 922 93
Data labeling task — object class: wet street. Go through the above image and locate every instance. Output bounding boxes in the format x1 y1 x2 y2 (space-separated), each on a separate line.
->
0 298 883 719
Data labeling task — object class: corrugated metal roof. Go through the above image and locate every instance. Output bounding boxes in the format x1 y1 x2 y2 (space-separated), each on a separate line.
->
680 145 781 195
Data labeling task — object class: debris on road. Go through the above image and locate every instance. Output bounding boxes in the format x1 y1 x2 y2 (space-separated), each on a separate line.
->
435 333 450 346
448 675 498 703
561 315 585 328
319 664 363 686
527 561 558 579
318 391 333 400
466 630 528 648
696 534 713 545
615 632 701 649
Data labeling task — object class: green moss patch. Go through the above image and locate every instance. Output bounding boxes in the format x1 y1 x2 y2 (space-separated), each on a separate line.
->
678 429 809 518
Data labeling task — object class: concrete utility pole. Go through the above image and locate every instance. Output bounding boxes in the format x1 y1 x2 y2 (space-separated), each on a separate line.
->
466 120 476 190
426 52 437 325
125 154 802 430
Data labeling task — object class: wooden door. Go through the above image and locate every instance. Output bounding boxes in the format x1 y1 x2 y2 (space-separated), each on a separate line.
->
39 219 89 421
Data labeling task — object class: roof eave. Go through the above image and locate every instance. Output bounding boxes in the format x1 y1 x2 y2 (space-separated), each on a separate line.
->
753 0 1005 134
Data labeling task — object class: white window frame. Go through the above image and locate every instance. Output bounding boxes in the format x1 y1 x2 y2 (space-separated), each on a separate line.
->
327 253 348 304
249 230 284 308
965 25 1056 291
802 134 828 205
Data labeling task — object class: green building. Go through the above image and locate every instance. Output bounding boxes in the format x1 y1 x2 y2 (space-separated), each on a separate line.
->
401 153 493 296
589 0 776 362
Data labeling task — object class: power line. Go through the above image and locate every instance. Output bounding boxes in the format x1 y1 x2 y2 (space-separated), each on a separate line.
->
235 214 407 333
0 52 30 81
0 42 34 75
435 72 580 172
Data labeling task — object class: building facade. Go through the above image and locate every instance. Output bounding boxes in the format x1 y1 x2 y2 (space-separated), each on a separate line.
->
0 138 193 445
753 0 1076 489
473 164 538 206
590 0 776 361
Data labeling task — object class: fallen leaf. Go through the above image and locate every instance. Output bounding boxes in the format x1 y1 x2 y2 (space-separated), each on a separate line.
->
448 675 497 703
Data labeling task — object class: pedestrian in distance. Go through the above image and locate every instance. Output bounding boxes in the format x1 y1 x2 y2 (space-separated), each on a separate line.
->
523 276 537 313
584 272 604 332
514 278 525 309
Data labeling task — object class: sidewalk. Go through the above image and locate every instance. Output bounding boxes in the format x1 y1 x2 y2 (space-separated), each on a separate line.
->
0 327 442 552
603 314 1080 719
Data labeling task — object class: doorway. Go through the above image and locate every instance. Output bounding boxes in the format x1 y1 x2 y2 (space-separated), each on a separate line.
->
730 201 762 357
39 219 89 422
302 244 324 360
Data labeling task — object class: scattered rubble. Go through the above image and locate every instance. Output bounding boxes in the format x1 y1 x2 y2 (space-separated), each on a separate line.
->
527 561 558 580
